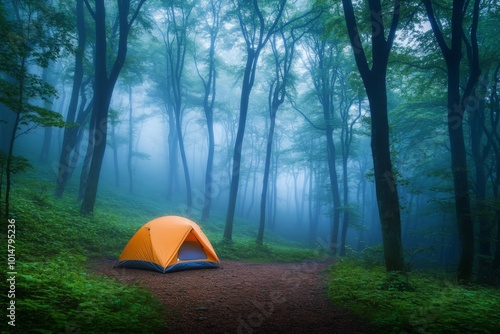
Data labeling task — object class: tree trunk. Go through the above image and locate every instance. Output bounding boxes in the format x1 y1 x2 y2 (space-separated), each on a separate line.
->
200 2 219 222
342 0 404 272
39 64 57 163
422 0 479 284
470 79 492 281
257 110 277 244
340 154 349 256
5 108 21 219
367 79 404 271
324 113 341 255
80 0 109 214
174 105 192 212
166 104 178 199
80 0 145 214
224 50 256 242
449 55 475 284
201 108 215 221
224 0 285 241
55 0 85 198
127 84 133 193
111 123 119 188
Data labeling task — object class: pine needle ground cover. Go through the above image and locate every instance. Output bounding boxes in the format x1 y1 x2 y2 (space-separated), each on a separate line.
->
327 260 500 334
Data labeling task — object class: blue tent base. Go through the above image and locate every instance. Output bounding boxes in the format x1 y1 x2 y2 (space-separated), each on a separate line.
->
114 260 220 273
165 261 220 273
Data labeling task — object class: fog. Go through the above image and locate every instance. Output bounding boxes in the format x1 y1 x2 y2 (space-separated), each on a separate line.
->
2 0 498 276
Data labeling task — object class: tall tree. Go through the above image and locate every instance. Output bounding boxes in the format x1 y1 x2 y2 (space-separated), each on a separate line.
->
194 0 222 222
55 0 87 198
223 0 286 242
422 0 481 283
80 0 146 214
0 0 70 218
341 0 405 271
302 21 342 254
339 85 363 256
256 6 318 244
156 0 194 212
257 29 294 245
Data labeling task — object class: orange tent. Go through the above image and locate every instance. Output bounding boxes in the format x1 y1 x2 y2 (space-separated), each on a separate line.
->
115 216 220 273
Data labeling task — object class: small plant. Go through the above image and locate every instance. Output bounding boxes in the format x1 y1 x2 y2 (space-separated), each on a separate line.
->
381 271 414 292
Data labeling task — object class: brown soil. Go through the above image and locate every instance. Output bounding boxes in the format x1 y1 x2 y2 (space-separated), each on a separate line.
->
91 259 372 334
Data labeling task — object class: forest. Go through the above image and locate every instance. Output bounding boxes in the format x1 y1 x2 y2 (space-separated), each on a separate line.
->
1 0 500 333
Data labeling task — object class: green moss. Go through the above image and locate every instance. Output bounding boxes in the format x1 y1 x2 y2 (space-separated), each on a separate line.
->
327 260 500 333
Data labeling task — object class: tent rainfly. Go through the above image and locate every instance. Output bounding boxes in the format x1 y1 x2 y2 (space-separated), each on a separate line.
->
115 216 220 273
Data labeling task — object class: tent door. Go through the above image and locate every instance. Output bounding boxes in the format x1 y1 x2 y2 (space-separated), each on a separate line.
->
178 241 207 261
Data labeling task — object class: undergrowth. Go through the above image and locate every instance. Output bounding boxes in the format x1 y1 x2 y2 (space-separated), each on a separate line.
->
327 260 500 333
2 180 166 333
212 238 321 263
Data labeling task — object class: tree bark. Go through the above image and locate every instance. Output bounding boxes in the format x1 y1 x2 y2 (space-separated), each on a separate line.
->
324 111 342 255
342 0 405 272
422 0 479 283
199 0 220 222
127 84 133 193
166 103 178 199
224 50 255 241
80 0 145 214
224 0 285 242
55 0 86 198
257 108 277 245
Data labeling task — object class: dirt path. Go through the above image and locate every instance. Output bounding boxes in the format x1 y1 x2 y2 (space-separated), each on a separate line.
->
92 259 371 334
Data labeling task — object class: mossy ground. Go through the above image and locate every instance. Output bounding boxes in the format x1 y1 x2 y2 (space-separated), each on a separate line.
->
326 259 500 334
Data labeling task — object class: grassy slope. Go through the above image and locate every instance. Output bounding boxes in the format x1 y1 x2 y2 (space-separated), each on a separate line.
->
3 173 320 333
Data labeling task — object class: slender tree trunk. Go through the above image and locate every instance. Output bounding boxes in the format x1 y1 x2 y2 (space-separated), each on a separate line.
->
470 79 492 281
80 0 145 214
5 109 21 219
340 154 349 256
79 103 97 204
224 50 256 241
342 0 404 272
111 124 119 188
127 84 133 193
199 1 219 222
448 60 475 282
80 1 109 214
201 109 215 221
367 78 404 271
55 0 85 198
4 50 28 219
422 0 479 284
224 0 285 241
490 151 500 272
166 105 178 199
39 63 57 163
257 110 277 244
174 106 192 212
325 115 341 255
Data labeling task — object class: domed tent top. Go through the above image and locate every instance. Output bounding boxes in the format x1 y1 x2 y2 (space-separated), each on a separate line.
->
115 216 220 273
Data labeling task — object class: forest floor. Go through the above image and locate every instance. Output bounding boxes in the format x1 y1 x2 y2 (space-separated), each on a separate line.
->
91 258 372 334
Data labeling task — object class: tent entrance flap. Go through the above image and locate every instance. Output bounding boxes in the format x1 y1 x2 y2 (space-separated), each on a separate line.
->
178 241 207 260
